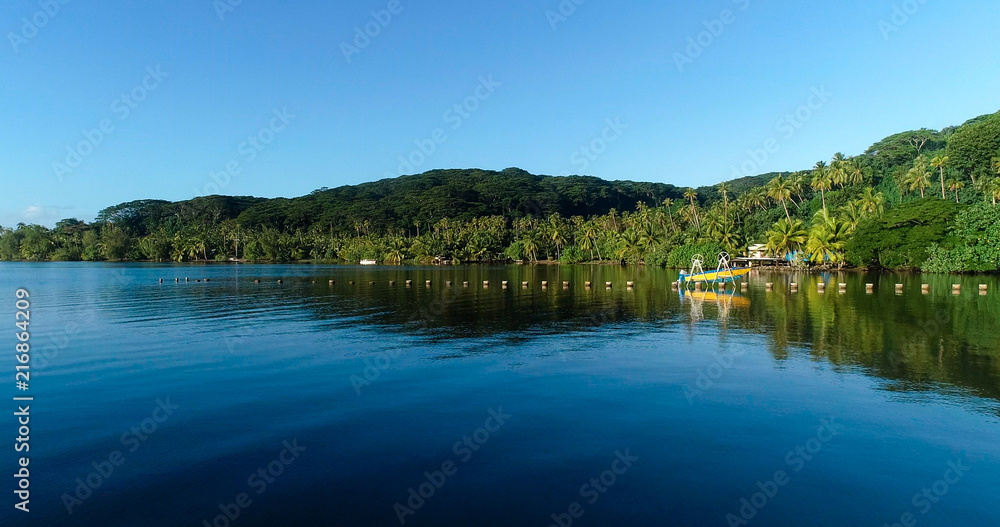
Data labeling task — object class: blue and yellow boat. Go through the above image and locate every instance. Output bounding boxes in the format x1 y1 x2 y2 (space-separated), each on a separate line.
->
679 267 752 284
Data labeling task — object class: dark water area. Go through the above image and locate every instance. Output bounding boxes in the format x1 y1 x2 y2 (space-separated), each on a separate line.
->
0 263 998 526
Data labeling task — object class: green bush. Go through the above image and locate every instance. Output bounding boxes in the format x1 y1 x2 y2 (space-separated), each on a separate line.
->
559 245 585 264
666 242 726 269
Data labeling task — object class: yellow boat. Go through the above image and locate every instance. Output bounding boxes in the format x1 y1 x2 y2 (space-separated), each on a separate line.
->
680 267 752 284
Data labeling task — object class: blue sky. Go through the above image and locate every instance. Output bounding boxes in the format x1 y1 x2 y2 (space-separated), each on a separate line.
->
2 0 998 226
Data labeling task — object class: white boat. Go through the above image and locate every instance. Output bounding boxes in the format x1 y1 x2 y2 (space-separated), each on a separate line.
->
360 260 377 265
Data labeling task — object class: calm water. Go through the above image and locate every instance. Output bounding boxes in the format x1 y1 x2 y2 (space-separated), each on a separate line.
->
1 263 998 527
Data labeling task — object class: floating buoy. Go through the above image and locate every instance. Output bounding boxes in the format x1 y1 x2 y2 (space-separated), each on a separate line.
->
502 281 509 288
463 281 469 287
277 280 283 284
585 281 592 288
606 282 613 289
329 280 336 285
254 280 260 284
922 284 930 294
522 281 529 288
765 283 773 291
838 283 847 293
740 282 748 291
563 281 570 288
896 284 904 294
980 284 988 293
953 284 962 295
483 281 490 287
369 281 376 286
866 283 874 294
185 277 190 282
349 280 355 285
426 280 432 287
695 282 703 291
175 278 179 283
626 281 634 288
541 281 548 287
389 280 396 286
159 279 163 283
205 279 211 282
671 282 679 290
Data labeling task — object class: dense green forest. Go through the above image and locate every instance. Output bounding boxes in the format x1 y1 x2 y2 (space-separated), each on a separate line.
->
3 111 1000 272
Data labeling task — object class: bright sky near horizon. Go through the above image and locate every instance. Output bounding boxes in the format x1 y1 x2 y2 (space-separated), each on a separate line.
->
1 0 998 226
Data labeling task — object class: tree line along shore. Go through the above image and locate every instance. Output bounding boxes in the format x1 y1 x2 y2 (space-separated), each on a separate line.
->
3 111 1000 273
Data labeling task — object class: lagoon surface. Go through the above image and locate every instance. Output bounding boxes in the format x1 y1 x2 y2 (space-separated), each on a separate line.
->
1 263 999 526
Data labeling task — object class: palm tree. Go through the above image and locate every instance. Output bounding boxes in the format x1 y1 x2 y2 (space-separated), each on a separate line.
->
857 187 885 217
906 155 931 198
766 176 793 221
830 153 848 188
765 218 807 259
946 178 965 203
838 201 864 234
844 159 865 186
683 189 700 232
662 198 678 233
811 162 832 213
790 173 807 206
930 155 949 200
717 183 730 219
807 210 848 267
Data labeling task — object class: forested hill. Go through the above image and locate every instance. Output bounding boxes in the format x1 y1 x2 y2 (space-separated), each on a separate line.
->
98 168 688 236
